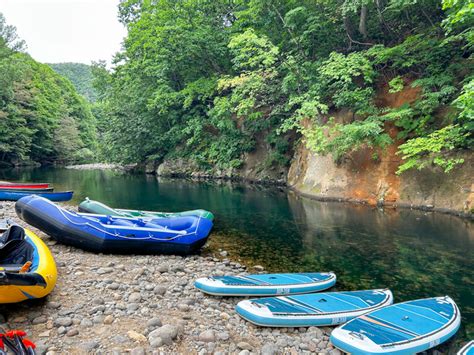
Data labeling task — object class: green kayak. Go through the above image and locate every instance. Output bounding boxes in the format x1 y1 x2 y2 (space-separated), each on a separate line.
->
78 198 214 221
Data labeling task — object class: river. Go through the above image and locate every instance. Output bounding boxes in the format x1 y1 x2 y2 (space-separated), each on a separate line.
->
1 167 472 344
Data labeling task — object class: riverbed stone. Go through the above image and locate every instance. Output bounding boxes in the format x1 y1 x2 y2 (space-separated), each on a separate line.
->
78 340 99 352
0 200 334 353
54 317 72 327
261 342 279 355
237 342 253 350
198 330 215 342
149 324 179 345
146 317 162 328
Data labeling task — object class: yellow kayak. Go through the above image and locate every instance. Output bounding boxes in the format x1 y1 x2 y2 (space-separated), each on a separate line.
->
0 224 57 303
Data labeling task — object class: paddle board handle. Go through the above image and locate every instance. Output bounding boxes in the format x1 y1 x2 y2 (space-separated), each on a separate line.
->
349 331 365 340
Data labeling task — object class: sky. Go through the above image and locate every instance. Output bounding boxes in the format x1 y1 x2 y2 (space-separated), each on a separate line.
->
0 0 127 65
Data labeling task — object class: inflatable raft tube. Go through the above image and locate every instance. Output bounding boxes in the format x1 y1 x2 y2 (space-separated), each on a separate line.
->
236 289 393 327
195 272 336 296
0 223 57 303
16 195 213 255
330 296 461 355
79 198 214 221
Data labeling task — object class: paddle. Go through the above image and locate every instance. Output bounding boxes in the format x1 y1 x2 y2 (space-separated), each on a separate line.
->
0 329 37 355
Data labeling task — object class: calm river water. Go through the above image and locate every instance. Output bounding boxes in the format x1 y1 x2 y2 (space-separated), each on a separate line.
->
1 167 472 344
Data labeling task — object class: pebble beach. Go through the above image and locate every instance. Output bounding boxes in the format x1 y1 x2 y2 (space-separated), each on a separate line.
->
0 201 339 354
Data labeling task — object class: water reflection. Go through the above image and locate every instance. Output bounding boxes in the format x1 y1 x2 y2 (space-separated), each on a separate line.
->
0 167 472 342
287 192 473 341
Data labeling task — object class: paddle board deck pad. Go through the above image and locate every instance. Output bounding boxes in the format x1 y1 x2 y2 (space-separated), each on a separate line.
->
330 296 461 355
194 272 336 296
458 341 474 355
236 289 393 327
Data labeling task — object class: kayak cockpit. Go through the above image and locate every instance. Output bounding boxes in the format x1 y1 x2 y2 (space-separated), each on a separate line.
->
0 225 46 287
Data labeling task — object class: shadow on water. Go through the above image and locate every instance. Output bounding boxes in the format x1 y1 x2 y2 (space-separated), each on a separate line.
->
1 167 473 346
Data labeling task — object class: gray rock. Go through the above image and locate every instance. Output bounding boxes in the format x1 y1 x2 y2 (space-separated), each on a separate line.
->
108 283 120 290
198 330 215 342
92 297 105 305
217 331 230 341
111 335 128 344
57 326 67 335
127 303 139 312
47 302 61 309
149 337 163 348
34 340 48 355
130 347 146 355
92 315 104 324
261 342 279 355
32 316 47 325
154 286 167 295
80 319 93 327
157 264 169 273
79 340 99 352
299 343 309 350
146 317 162 328
90 305 105 314
54 317 72 327
237 342 253 350
148 324 179 345
97 267 113 274
66 328 79 337
308 326 324 338
178 303 190 312
129 292 142 303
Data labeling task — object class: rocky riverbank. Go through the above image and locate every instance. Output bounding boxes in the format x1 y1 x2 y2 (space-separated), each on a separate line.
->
65 163 137 172
0 201 339 354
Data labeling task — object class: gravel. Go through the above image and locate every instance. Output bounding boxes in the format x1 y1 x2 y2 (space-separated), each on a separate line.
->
0 201 335 354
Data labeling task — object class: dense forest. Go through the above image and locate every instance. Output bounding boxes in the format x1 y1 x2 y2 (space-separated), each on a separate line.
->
0 13 96 166
93 0 473 175
1 1 472 173
49 62 98 102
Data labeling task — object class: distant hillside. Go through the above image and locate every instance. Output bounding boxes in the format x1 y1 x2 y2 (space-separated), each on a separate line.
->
49 62 97 102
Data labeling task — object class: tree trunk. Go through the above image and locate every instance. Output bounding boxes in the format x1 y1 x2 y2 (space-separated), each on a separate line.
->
359 5 368 39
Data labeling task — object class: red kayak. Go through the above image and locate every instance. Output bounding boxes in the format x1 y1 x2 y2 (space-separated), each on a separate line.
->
0 182 50 189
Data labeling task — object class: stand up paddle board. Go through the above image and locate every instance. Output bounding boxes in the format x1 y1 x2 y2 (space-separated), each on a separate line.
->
236 289 393 327
330 296 461 355
194 272 336 296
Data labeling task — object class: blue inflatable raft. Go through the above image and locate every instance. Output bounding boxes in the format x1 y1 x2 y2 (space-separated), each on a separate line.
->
236 289 393 327
15 195 213 255
0 190 73 202
194 272 336 296
330 296 461 355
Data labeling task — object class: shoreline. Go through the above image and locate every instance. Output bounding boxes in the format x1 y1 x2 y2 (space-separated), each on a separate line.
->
289 188 474 220
46 163 474 220
65 163 137 172
0 201 338 354
155 172 474 220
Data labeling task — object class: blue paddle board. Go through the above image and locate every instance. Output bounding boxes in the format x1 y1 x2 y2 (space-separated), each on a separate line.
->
194 272 336 296
458 341 474 355
236 289 393 327
330 296 461 355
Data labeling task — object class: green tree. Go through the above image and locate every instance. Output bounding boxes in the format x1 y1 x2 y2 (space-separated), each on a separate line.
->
92 0 472 174
0 13 97 165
